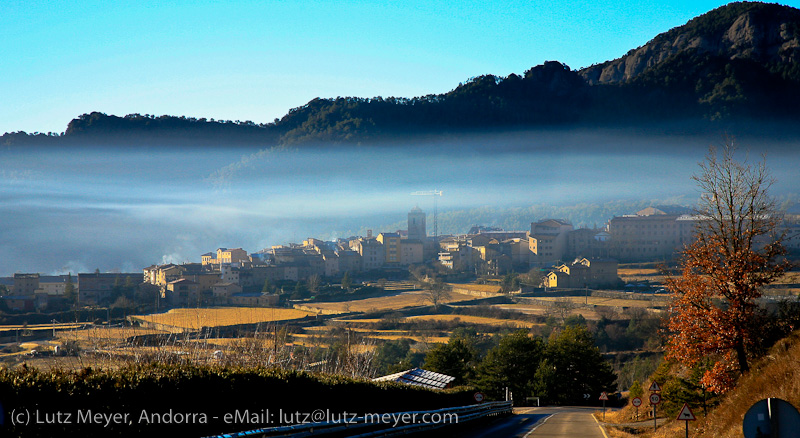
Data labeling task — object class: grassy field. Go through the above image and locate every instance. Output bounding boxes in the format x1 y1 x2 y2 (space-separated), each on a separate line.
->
297 291 476 314
59 326 167 343
404 314 540 328
0 322 85 331
447 283 502 293
494 303 612 320
131 307 314 330
533 296 669 308
334 314 540 328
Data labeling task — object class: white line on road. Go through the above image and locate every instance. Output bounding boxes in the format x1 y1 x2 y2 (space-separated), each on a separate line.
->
523 414 554 438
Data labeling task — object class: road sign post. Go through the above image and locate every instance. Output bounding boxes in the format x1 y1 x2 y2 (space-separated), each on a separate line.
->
649 381 662 430
649 392 662 430
632 397 642 421
600 391 609 421
676 403 696 438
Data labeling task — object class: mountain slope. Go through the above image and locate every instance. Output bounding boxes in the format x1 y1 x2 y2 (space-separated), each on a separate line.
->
4 1 800 148
580 2 800 84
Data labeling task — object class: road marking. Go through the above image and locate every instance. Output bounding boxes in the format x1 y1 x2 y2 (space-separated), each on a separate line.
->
523 414 553 438
592 412 610 438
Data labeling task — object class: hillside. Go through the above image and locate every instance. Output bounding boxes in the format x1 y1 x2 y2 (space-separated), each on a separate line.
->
604 329 800 437
691 330 800 437
3 1 800 148
581 2 800 84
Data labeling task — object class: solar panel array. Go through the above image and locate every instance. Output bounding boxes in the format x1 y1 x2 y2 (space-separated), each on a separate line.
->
373 367 456 389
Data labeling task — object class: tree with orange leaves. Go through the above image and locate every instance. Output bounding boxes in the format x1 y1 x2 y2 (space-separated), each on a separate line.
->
664 142 789 393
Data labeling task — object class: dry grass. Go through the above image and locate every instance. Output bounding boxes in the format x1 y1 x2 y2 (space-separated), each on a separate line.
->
404 314 540 328
692 330 800 438
534 296 668 308
298 291 475 313
618 268 662 276
495 304 608 320
602 330 800 438
366 334 450 344
0 323 85 331
131 307 314 330
58 326 167 344
618 268 667 284
447 283 502 293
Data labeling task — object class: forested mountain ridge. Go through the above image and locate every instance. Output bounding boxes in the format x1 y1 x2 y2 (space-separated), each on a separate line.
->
4 1 800 148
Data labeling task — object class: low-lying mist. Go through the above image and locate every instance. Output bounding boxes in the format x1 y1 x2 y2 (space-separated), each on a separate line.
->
1 129 797 276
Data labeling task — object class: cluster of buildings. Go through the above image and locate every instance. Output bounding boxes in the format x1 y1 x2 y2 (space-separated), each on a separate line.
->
140 208 431 307
437 207 701 276
0 272 139 311
3 206 798 311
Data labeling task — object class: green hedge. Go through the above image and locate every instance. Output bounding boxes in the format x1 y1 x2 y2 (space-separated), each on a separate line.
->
0 363 474 437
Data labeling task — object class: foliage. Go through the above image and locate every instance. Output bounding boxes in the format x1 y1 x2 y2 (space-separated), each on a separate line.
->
373 339 416 375
341 271 352 291
616 354 661 393
0 362 475 437
64 274 76 303
535 325 616 405
424 335 478 386
500 272 521 293
629 380 644 399
664 144 790 393
422 280 451 310
692 330 800 437
475 330 544 402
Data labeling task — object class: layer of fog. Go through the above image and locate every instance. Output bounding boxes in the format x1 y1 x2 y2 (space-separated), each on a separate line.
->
1 130 798 276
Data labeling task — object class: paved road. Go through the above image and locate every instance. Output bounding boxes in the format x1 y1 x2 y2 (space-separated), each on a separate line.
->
457 407 608 438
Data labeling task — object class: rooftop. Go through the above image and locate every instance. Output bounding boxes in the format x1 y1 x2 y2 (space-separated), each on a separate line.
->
372 368 456 389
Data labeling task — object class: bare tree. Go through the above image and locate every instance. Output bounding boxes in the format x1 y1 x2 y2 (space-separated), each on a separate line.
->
307 274 321 293
552 297 576 323
422 280 451 311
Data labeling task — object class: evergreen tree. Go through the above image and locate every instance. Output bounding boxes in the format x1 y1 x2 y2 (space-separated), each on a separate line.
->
476 330 544 402
424 336 477 386
64 273 77 304
535 325 616 405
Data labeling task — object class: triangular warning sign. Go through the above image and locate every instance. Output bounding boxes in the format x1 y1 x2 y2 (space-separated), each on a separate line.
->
676 403 696 421
599 392 609 401
649 381 661 392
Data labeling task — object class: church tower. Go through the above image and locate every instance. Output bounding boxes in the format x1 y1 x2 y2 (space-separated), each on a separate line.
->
407 206 427 241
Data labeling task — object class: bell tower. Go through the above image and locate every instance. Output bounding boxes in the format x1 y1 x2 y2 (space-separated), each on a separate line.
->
407 206 426 241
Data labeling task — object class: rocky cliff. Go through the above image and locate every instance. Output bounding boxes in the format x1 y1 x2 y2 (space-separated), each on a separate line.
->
580 2 800 84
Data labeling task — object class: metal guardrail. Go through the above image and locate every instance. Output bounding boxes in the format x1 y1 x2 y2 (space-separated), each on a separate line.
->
207 401 513 438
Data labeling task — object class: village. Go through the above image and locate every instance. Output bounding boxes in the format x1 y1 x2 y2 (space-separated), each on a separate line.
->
2 205 765 311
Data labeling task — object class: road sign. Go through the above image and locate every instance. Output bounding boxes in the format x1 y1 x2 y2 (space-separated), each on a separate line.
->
632 397 643 407
473 392 485 403
743 398 800 438
583 393 590 400
649 381 662 392
677 403 696 421
599 392 609 401
649 393 662 405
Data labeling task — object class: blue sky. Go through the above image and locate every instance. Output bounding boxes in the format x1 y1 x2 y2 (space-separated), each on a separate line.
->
3 0 799 135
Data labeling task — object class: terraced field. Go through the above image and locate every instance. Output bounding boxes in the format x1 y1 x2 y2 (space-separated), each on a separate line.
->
533 296 669 308
403 314 539 328
57 326 168 348
296 290 476 314
132 307 314 330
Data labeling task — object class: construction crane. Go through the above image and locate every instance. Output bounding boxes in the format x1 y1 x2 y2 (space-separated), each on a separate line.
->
410 190 443 244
